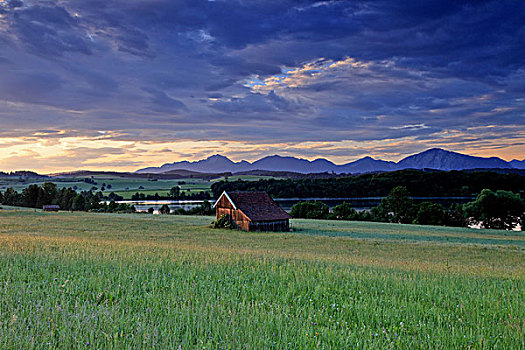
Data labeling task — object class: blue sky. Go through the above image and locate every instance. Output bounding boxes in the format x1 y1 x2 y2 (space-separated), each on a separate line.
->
0 0 523 172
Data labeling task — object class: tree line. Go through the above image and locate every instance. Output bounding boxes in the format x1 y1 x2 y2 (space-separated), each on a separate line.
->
155 201 214 216
130 187 212 201
0 183 135 213
211 169 524 198
290 187 524 230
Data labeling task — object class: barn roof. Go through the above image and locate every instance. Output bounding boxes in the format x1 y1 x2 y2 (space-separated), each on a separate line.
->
214 191 291 222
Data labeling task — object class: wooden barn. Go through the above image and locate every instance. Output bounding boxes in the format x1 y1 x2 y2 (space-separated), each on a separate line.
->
213 191 291 232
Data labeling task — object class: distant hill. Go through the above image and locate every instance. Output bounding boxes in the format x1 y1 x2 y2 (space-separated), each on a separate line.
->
0 171 48 178
50 170 230 180
339 156 397 173
397 148 512 170
510 159 525 169
136 148 519 174
137 155 251 174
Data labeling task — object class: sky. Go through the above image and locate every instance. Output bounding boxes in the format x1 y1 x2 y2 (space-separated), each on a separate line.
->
0 0 524 173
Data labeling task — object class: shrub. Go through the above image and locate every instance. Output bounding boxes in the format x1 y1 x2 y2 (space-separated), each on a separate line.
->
211 214 235 229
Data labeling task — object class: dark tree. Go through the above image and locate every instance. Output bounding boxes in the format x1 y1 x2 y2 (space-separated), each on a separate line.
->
370 204 391 222
378 186 416 224
413 202 445 226
2 188 20 206
169 186 180 198
159 204 171 214
332 202 357 220
21 184 41 207
199 200 213 215
57 187 77 210
72 194 86 211
290 201 329 219
443 204 466 227
108 200 118 212
463 189 524 230
107 192 123 201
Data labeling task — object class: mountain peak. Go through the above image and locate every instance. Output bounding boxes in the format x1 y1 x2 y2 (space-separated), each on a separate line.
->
206 154 230 160
510 159 525 169
420 148 452 154
136 148 514 174
398 148 510 170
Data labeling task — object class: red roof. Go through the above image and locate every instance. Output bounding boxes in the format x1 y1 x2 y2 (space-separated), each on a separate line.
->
218 191 291 222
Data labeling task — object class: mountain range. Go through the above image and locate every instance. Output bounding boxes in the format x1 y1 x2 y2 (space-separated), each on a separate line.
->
136 148 524 174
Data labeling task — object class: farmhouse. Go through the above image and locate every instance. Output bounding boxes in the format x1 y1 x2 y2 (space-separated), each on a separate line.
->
213 191 291 232
42 205 60 212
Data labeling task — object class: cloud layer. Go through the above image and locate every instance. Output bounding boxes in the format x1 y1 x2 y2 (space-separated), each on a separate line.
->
0 0 523 171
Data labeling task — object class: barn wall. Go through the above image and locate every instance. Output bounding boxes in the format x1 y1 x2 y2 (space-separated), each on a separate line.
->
215 195 235 219
215 196 251 230
231 209 251 231
249 219 289 232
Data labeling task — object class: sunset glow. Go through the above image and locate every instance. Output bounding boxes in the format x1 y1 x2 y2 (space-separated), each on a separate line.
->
0 0 523 172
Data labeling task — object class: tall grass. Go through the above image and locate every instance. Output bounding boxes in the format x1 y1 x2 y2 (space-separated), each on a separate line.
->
0 211 523 349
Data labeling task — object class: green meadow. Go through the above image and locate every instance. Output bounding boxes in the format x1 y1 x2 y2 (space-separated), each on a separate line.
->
0 210 523 349
0 174 277 199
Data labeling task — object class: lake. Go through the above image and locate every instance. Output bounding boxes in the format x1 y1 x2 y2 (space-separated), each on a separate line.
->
115 197 474 214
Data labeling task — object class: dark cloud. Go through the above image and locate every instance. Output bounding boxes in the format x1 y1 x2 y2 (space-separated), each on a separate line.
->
0 71 63 104
211 91 304 116
0 56 12 64
0 0 522 161
116 27 153 57
7 1 23 9
9 5 92 56
142 87 187 113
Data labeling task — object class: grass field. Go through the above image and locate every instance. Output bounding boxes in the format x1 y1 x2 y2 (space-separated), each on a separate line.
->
0 176 212 199
0 174 276 199
0 210 523 349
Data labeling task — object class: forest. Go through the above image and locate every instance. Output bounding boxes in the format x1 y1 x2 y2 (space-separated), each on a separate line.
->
211 169 524 198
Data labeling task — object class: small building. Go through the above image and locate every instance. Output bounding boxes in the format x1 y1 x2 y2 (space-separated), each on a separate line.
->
213 191 291 232
42 205 60 212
